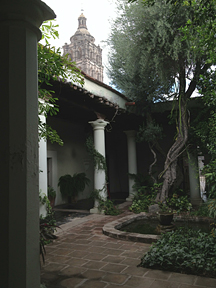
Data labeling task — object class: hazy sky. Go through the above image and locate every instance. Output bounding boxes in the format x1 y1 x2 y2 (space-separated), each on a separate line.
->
42 0 117 84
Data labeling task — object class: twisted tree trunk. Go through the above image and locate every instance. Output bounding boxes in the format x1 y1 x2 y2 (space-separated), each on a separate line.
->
148 143 157 184
156 66 189 202
156 61 203 202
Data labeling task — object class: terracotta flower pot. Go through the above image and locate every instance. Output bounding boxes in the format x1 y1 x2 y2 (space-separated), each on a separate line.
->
48 196 56 209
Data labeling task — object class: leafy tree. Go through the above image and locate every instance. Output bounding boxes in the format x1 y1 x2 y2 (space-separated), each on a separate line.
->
38 21 84 145
140 0 216 160
107 0 211 202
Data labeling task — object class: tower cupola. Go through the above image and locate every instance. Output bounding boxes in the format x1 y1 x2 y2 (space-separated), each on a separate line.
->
78 12 87 29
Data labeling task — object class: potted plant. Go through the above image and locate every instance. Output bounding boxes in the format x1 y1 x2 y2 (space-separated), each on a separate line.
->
58 173 90 203
48 186 56 209
158 202 174 225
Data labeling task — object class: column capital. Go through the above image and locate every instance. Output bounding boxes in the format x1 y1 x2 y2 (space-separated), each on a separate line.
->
124 130 137 138
0 0 55 40
89 119 109 130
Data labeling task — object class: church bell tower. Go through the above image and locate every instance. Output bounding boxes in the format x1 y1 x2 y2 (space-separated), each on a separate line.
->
63 12 103 82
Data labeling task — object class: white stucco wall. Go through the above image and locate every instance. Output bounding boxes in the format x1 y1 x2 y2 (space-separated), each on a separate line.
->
47 117 94 206
83 78 127 110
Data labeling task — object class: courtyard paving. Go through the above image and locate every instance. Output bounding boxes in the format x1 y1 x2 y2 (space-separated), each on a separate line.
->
41 205 216 288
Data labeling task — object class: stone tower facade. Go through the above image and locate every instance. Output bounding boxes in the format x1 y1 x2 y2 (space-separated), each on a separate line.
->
63 12 103 82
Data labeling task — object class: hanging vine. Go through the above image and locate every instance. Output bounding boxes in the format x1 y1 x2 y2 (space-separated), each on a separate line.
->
86 136 108 180
86 136 121 214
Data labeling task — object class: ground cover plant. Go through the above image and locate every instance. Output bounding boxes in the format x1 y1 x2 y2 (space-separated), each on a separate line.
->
128 175 158 213
100 198 122 216
190 202 210 217
129 192 156 213
129 179 192 214
90 189 122 216
139 227 216 278
165 193 192 213
39 192 58 263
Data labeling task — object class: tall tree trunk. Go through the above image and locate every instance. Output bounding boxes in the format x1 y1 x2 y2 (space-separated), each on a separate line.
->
146 112 159 184
156 61 204 202
148 143 157 184
156 66 188 202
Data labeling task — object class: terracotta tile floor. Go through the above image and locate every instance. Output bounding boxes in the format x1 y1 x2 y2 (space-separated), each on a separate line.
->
41 208 216 288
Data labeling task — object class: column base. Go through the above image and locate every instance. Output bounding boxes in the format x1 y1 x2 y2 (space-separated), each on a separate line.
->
126 196 134 202
191 197 203 207
90 207 105 214
126 193 136 201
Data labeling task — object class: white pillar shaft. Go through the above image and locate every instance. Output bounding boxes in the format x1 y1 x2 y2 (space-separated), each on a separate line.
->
188 152 202 206
0 2 55 287
89 120 109 211
39 114 48 216
124 130 137 200
94 127 106 157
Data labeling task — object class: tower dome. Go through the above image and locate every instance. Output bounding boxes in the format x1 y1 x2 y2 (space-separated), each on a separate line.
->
70 12 95 43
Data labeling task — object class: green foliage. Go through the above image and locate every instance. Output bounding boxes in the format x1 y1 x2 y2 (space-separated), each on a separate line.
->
158 202 173 213
107 0 181 103
101 199 122 216
40 20 59 44
190 75 216 165
191 199 216 219
129 183 159 213
208 199 216 219
180 0 216 181
166 194 192 213
39 192 56 227
90 189 122 215
137 121 163 144
129 173 153 194
129 181 192 214
202 160 216 199
129 193 155 213
86 136 116 214
48 186 56 198
58 173 90 198
190 203 209 217
108 0 210 202
39 192 58 263
179 0 216 65
107 0 206 102
86 136 107 176
139 227 216 277
38 119 63 146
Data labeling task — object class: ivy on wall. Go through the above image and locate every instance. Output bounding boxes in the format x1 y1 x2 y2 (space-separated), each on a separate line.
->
86 136 107 179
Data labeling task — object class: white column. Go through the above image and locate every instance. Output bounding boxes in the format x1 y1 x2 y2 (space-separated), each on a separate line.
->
89 119 109 213
124 130 137 201
0 1 55 287
39 111 48 216
188 152 202 206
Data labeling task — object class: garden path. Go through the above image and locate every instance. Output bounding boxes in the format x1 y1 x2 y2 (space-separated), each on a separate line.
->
41 203 216 288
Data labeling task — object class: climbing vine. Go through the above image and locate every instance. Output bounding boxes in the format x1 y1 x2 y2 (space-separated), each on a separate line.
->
86 136 107 179
86 136 121 214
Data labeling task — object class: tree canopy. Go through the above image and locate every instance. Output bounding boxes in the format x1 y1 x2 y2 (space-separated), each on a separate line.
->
107 0 213 201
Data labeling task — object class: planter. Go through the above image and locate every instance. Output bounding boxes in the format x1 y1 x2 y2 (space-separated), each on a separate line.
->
68 196 78 204
48 196 56 209
158 212 174 225
58 173 90 203
48 186 56 209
